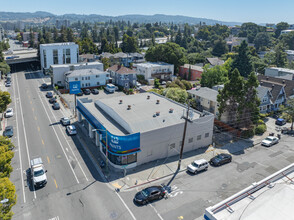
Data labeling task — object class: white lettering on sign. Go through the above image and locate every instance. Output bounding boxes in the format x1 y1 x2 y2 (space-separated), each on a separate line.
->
109 142 122 150
111 136 119 144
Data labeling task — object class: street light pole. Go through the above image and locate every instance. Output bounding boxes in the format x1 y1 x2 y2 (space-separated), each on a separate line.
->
177 102 192 171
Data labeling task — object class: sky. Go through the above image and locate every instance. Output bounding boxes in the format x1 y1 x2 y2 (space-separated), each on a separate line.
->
1 0 294 24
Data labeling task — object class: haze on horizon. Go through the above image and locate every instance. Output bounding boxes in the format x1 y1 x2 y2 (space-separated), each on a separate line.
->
1 0 293 24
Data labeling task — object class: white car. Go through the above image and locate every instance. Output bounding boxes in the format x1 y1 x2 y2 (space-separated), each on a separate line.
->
261 136 279 147
187 159 209 174
5 108 13 117
5 82 11 87
66 125 77 136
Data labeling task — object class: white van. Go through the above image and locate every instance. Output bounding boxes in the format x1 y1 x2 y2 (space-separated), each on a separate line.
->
187 159 208 174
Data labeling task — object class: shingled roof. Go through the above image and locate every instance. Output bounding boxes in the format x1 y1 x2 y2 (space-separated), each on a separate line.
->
108 64 137 75
258 75 294 99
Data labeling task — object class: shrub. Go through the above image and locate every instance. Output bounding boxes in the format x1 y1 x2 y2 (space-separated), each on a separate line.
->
259 113 267 120
258 119 265 125
255 124 267 135
281 112 291 122
240 129 255 138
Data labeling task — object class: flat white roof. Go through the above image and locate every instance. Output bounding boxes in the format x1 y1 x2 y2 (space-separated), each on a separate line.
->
50 62 102 69
134 62 173 68
40 42 77 47
267 67 294 74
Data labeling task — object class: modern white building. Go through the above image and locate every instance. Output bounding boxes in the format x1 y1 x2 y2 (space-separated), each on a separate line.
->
265 67 294 79
280 29 294 35
40 42 79 72
133 62 174 81
65 69 109 89
76 92 214 170
49 62 104 87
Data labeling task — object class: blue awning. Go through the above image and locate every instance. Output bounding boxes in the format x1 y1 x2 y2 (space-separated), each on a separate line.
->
108 150 141 156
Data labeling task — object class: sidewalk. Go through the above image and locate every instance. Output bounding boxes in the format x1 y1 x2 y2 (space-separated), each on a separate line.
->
0 77 8 135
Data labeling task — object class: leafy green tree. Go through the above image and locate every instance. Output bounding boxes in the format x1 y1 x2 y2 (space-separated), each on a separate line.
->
164 87 188 103
0 91 11 118
254 32 270 51
274 43 287 67
0 177 16 220
181 80 192 90
66 28 75 42
0 145 14 178
101 57 110 71
187 53 205 64
212 39 228 57
154 78 160 88
275 22 289 38
231 40 253 77
0 63 11 75
121 34 138 53
280 97 294 130
280 31 294 50
238 22 265 43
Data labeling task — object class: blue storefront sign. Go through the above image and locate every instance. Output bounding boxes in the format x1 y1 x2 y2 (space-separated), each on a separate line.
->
69 81 81 94
77 99 140 154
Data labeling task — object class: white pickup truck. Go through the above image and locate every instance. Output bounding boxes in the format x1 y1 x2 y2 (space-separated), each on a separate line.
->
30 158 47 188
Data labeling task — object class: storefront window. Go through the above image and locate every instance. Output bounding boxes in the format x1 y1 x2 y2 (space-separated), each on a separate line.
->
102 145 137 165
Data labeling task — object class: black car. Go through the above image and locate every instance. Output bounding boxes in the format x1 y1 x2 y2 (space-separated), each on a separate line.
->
60 117 70 126
3 126 13 138
46 92 53 98
210 153 232 166
134 186 166 205
41 83 48 89
83 89 91 95
91 89 99 95
76 92 83 96
52 102 60 110
49 97 57 104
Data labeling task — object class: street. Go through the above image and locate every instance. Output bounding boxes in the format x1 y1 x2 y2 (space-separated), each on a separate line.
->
6 70 294 220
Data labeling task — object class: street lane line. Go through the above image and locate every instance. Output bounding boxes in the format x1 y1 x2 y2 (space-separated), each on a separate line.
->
39 74 88 182
54 178 58 188
37 126 40 132
42 139 45 145
115 191 137 220
35 86 80 184
149 203 164 220
13 74 26 203
15 74 37 199
47 156 50 163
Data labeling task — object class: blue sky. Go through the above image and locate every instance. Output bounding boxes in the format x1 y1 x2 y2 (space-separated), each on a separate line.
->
1 0 293 24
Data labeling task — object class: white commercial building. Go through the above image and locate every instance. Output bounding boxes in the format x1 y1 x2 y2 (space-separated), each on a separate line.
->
49 62 104 87
76 92 214 170
65 69 109 89
40 42 79 72
133 62 174 81
265 67 294 79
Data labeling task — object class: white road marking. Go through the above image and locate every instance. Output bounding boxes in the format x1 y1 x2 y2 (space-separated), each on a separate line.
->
34 78 80 184
15 74 37 199
149 203 164 220
48 216 59 220
38 73 88 182
13 75 26 203
66 148 69 152
115 191 137 220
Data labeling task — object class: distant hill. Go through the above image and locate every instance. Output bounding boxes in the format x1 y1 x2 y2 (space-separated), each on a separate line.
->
0 11 241 26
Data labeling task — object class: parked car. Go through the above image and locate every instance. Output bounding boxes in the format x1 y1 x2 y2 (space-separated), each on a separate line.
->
52 102 60 110
41 83 48 89
66 125 77 135
134 186 166 205
5 108 13 118
91 89 99 94
83 89 91 95
210 153 232 166
46 92 53 98
275 118 286 126
76 92 83 96
3 126 13 138
261 136 279 147
60 117 70 126
187 159 209 174
49 97 57 104
5 82 11 87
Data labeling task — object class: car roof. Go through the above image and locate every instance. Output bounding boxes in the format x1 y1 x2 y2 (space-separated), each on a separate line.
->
144 186 162 192
68 125 76 129
193 159 208 164
266 136 275 139
62 117 69 120
6 126 13 129
277 118 284 121
7 108 12 111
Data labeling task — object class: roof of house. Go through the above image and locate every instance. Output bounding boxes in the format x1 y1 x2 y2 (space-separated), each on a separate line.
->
258 75 294 99
113 52 128 58
187 87 219 102
65 69 106 77
182 64 203 72
80 54 95 59
256 86 271 100
206 57 225 66
100 52 114 58
108 64 137 74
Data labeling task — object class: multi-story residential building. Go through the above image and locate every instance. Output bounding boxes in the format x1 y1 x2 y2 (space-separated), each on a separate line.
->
49 62 103 87
79 54 100 63
21 32 39 45
256 86 272 113
179 64 203 80
76 92 214 170
40 42 79 73
65 69 109 89
108 65 137 89
133 62 174 81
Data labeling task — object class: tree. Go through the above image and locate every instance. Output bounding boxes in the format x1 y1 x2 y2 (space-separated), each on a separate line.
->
101 57 110 71
275 22 289 38
154 78 160 88
0 145 14 178
164 88 188 103
217 69 244 127
274 43 287 67
231 40 253 77
0 91 11 117
66 28 75 42
0 177 16 220
181 80 192 90
0 63 11 75
212 39 228 57
254 32 270 51
121 34 138 53
280 97 294 130
187 53 205 64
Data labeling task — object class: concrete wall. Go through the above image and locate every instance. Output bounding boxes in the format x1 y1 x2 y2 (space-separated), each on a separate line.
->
137 113 214 165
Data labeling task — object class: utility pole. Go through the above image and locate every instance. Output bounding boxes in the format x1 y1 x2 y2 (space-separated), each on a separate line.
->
177 102 192 171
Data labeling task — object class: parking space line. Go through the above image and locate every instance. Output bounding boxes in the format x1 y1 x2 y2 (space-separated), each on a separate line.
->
149 203 164 220
54 179 58 188
47 156 50 163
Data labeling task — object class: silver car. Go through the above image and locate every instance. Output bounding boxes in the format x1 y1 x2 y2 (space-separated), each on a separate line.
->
261 136 279 147
187 159 208 174
66 125 77 136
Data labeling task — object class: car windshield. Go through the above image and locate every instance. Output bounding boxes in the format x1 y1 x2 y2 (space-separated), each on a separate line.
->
265 137 273 141
192 162 199 167
141 189 149 197
34 170 44 177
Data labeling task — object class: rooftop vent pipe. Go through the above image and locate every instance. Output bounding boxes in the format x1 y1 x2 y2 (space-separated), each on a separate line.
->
119 100 123 104
169 108 174 113
156 100 160 104
127 105 131 110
